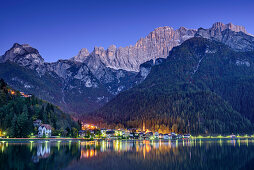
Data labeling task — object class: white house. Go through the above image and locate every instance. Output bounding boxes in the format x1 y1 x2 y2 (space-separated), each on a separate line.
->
38 124 52 137
154 132 159 139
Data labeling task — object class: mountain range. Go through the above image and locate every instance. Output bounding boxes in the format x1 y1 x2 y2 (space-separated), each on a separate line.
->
90 37 254 134
1 22 254 117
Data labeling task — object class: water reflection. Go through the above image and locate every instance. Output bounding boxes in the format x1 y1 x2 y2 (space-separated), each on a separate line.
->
0 139 254 170
32 143 51 163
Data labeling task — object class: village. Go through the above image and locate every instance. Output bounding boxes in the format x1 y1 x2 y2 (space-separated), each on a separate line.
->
77 123 191 140
31 120 191 140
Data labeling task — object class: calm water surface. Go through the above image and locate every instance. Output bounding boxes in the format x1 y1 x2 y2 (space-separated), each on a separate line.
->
0 139 254 170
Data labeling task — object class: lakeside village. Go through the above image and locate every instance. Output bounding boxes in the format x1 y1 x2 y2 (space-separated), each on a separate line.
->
78 123 191 140
1 119 250 140
73 123 253 140
33 120 192 140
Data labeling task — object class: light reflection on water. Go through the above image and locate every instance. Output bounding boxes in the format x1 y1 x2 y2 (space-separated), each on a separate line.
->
0 139 254 170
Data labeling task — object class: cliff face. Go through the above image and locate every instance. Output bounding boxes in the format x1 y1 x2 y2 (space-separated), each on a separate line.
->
73 27 197 72
72 22 253 72
195 22 254 52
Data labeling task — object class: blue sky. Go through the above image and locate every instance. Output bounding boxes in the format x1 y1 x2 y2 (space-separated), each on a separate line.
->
1 0 253 62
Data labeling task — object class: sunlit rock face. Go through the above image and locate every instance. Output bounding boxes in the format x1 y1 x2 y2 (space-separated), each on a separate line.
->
211 22 248 34
77 26 196 72
72 48 90 62
73 22 253 72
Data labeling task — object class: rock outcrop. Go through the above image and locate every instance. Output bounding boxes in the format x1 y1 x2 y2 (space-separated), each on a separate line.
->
73 22 253 72
73 27 197 71
0 43 44 69
195 22 254 52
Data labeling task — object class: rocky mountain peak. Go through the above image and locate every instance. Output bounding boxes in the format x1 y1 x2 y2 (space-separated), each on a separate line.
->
108 45 117 51
3 22 253 74
93 46 106 56
211 22 247 34
81 26 197 72
72 22 253 72
196 22 254 51
0 43 44 66
72 48 90 62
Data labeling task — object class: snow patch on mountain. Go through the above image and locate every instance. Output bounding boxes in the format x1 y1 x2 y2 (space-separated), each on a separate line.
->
236 59 250 67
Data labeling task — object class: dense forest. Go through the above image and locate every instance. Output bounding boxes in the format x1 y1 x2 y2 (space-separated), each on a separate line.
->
89 38 254 135
0 79 80 137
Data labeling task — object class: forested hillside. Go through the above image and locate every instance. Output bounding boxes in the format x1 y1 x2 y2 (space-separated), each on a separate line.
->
0 79 79 137
90 38 254 135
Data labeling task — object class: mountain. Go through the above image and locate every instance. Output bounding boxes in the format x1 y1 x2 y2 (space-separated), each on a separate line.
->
195 22 254 51
90 37 254 135
0 79 79 137
1 22 253 115
0 44 138 114
71 27 196 72
72 22 254 72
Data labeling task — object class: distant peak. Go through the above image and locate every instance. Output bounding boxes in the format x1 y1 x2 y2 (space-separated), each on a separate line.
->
12 43 22 48
1 42 44 65
21 44 32 48
72 48 90 62
212 22 247 34
108 45 117 51
153 26 174 32
79 48 89 55
212 22 224 28
11 43 34 49
179 26 188 30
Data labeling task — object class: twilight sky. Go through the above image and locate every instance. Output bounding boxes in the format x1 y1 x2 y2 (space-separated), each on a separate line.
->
1 0 254 62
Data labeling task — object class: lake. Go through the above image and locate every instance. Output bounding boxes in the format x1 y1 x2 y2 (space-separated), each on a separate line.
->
0 139 253 170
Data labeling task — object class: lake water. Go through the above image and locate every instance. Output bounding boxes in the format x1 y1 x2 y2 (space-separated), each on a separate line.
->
0 139 254 170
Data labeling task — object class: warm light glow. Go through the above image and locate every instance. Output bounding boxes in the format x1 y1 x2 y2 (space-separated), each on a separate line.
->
10 90 15 95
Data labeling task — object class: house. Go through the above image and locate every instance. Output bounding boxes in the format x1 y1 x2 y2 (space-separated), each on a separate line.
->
171 133 178 139
129 132 139 139
123 130 130 138
163 134 170 140
183 134 191 139
159 133 164 139
33 119 42 127
145 132 153 139
100 128 107 136
79 130 86 137
38 124 52 137
106 130 115 138
115 129 124 137
20 92 32 98
78 130 94 138
154 132 159 139
138 132 145 139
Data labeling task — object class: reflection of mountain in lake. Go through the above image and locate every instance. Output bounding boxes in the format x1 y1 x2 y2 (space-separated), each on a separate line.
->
66 140 254 170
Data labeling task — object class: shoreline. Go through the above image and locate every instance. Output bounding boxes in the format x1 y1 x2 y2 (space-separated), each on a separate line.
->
0 137 253 142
